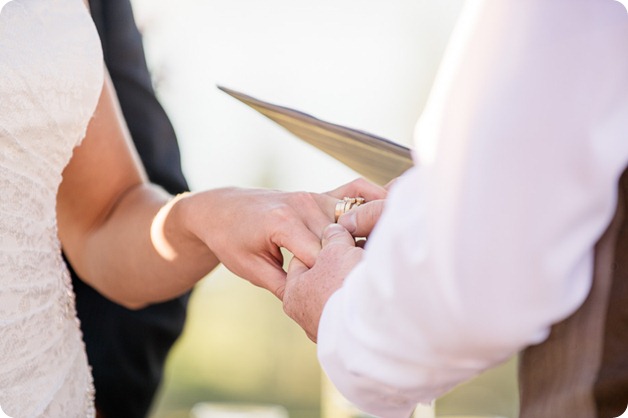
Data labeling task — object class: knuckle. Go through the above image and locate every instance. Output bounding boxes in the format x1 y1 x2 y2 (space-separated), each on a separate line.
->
275 284 286 301
291 191 318 209
354 177 368 188
358 177 373 190
268 203 293 223
347 177 365 193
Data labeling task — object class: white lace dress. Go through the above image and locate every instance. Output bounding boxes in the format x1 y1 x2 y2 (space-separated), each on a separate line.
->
0 0 104 416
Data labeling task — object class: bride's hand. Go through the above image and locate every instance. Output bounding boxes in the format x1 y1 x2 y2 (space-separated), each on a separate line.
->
176 179 385 299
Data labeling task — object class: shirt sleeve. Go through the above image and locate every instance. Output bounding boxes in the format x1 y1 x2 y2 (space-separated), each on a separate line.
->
317 1 628 417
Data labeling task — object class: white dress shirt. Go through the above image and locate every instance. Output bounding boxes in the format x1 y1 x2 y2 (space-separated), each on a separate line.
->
317 1 628 417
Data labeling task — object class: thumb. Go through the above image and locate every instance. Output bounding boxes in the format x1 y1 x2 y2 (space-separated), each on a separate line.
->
338 200 384 237
322 223 356 248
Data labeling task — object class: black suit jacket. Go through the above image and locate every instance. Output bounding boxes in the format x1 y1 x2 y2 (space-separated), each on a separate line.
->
71 1 190 417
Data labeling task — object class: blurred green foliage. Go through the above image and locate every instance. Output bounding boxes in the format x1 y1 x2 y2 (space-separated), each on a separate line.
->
149 267 322 418
149 267 519 418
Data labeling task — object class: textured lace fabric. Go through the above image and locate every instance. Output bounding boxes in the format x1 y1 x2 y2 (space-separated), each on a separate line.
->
0 0 104 416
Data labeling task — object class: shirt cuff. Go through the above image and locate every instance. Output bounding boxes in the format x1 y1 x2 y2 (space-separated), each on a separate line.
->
318 273 419 418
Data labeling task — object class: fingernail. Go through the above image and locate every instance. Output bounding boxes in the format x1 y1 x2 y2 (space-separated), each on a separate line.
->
339 212 357 233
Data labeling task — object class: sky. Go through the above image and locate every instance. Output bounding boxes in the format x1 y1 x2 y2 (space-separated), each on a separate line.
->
129 0 464 193
128 0 628 194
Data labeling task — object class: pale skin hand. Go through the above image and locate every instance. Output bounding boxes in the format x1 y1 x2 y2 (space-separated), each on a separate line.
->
57 74 386 308
177 180 386 299
337 178 394 238
337 199 386 238
282 224 363 342
282 186 390 340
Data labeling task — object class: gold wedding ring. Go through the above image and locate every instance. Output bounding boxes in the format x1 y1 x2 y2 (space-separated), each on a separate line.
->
334 197 365 222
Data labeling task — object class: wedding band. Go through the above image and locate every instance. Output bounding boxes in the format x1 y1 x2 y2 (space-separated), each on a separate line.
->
334 197 365 222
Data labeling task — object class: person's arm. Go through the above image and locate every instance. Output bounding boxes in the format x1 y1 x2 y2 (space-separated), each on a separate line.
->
283 1 628 416
57 74 208 308
57 73 386 308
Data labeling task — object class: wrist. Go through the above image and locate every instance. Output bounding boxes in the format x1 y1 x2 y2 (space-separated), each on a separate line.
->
151 191 213 263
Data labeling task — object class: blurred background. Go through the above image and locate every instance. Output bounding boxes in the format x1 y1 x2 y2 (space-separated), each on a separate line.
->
127 0 521 417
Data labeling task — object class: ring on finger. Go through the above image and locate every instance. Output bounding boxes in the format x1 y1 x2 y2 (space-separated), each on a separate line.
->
334 197 365 222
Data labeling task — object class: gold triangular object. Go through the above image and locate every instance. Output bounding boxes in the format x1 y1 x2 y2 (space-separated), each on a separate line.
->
219 86 413 185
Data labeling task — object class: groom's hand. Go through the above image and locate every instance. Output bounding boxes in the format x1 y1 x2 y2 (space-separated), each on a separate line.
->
281 224 363 342
337 199 385 238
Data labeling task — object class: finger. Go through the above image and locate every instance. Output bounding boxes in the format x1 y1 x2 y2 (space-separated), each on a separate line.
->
322 223 356 248
326 178 387 202
251 272 288 300
275 220 322 268
310 193 342 222
338 200 385 237
286 192 336 236
287 256 309 278
251 263 288 300
302 195 338 234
